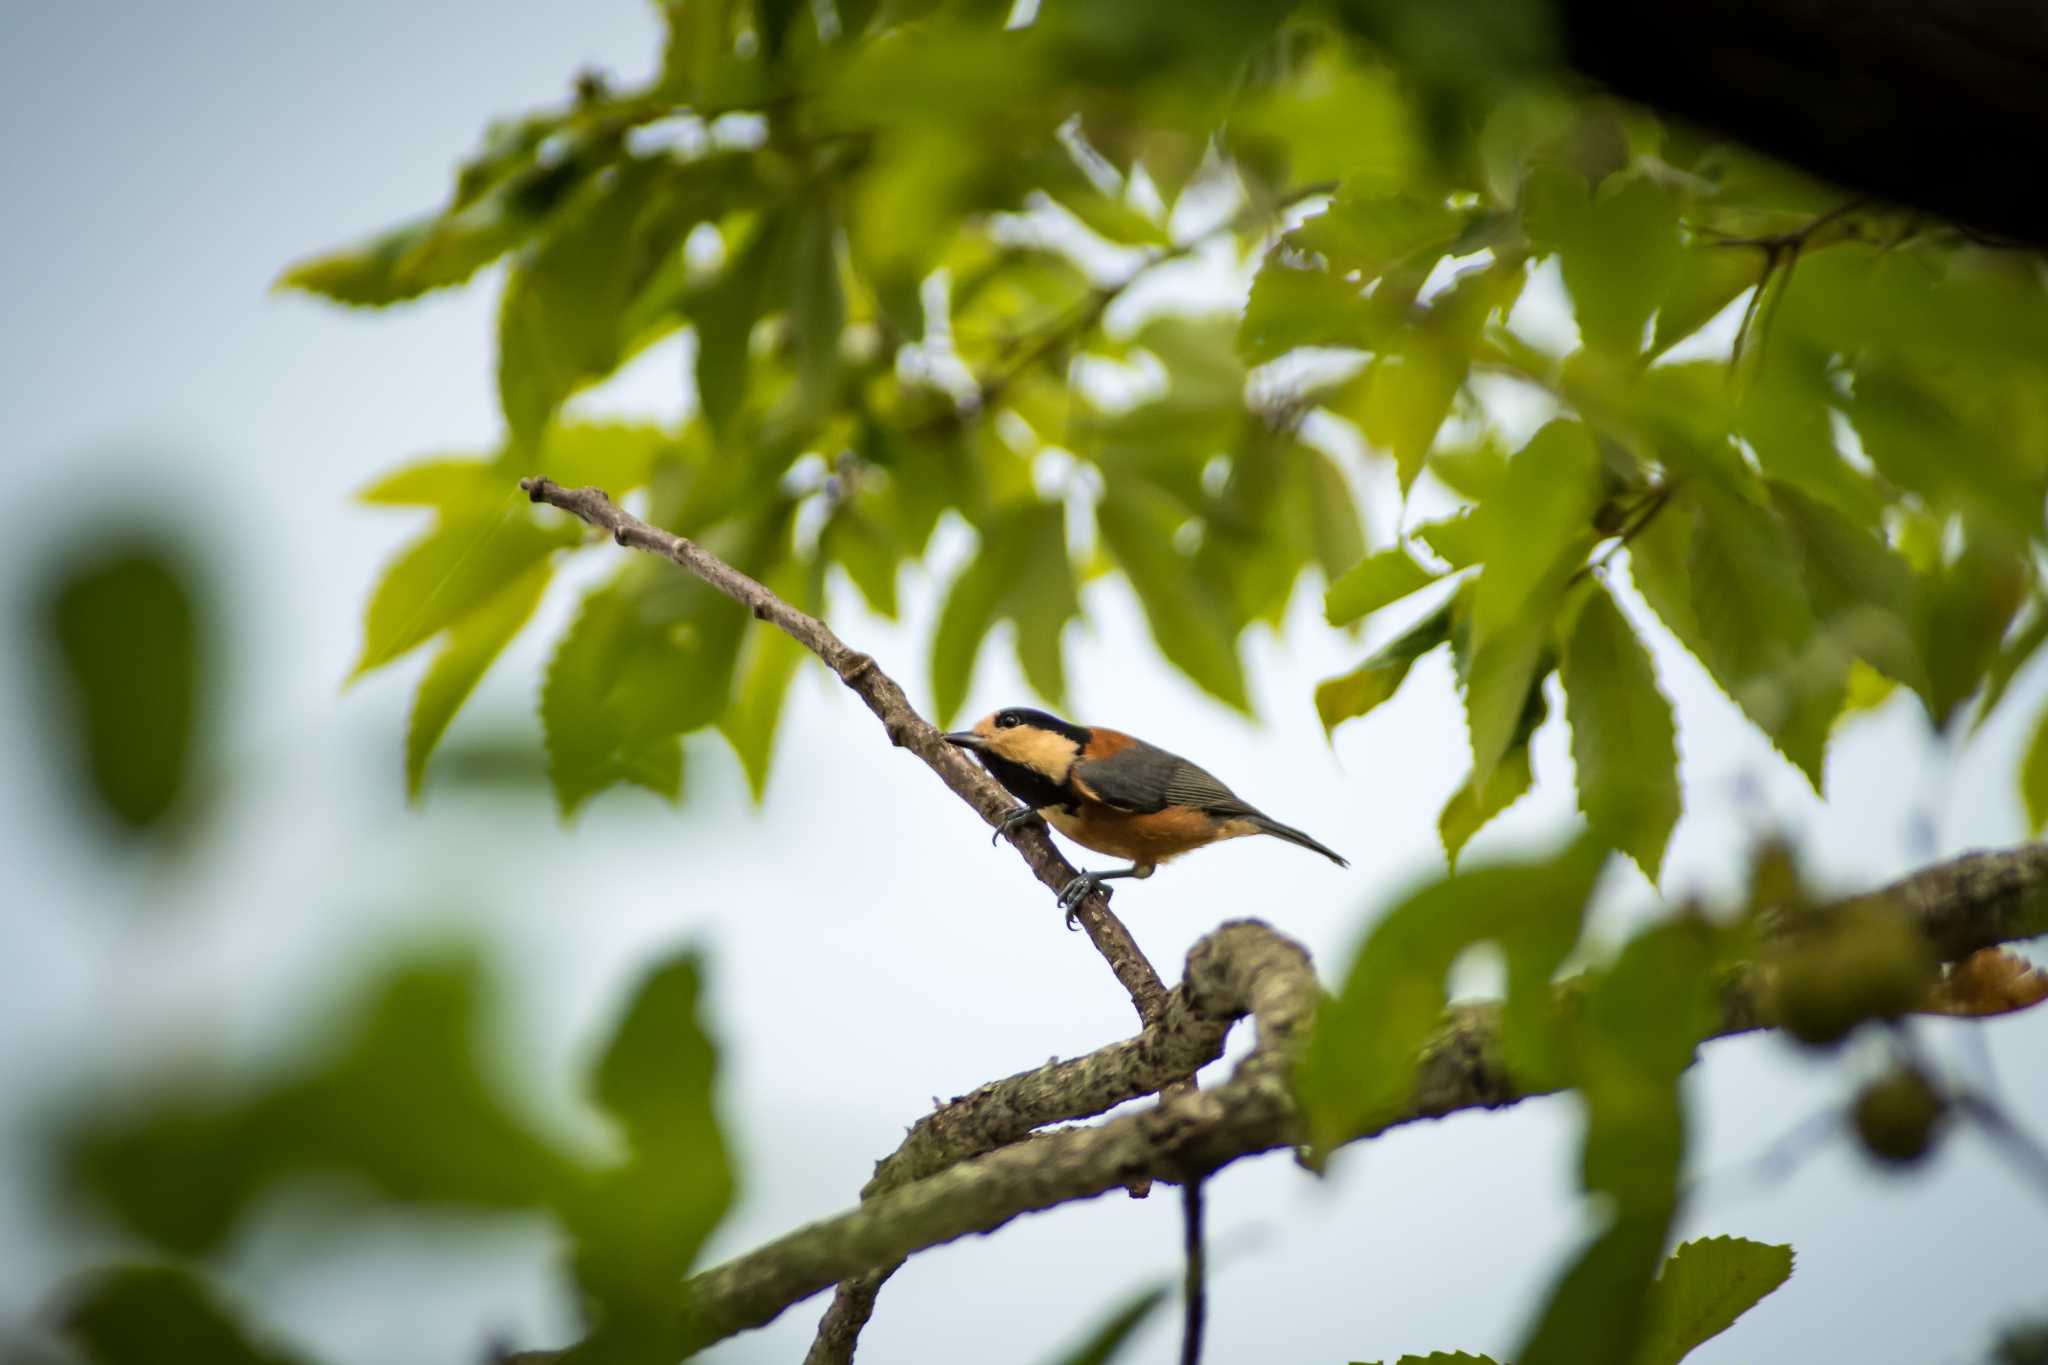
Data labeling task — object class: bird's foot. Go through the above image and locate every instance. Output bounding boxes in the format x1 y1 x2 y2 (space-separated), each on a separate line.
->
992 805 1042 846
1058 873 1105 930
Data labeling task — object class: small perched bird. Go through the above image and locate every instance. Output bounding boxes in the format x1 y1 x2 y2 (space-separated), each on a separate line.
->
945 707 1347 919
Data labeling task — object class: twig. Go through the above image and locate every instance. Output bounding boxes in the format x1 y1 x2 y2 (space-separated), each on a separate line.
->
521 476 1170 1022
1180 1179 1207 1365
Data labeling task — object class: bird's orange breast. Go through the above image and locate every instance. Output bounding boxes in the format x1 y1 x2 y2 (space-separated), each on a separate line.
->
1044 804 1257 866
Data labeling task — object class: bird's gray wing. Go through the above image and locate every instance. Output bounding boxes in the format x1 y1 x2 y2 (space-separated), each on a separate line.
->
1074 744 1254 816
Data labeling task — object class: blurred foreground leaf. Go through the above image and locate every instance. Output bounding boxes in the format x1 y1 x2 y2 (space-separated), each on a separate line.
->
38 541 204 836
59 1265 311 1365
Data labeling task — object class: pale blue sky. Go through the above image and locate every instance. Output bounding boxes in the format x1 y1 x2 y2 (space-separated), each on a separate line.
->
2 4 2044 1363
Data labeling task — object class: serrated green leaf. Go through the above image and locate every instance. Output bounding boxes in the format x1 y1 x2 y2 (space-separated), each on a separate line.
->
719 560 817 799
1563 584 1680 882
540 578 699 815
1417 512 1486 569
1099 483 1248 710
499 160 675 449
1462 617 1548 791
1649 245 1758 359
60 1265 310 1365
1353 349 1465 491
1739 344 1882 528
1315 599 1455 736
1327 545 1440 626
1470 419 1602 639
1240 255 1373 363
1524 167 1681 357
41 545 203 835
1040 1284 1172 1365
354 505 573 678
406 561 550 800
1770 481 1927 704
1680 482 1841 787
1291 189 1465 281
1975 601 2048 731
1439 740 1533 866
1920 541 2027 731
1297 837 1606 1152
1636 1237 1794 1365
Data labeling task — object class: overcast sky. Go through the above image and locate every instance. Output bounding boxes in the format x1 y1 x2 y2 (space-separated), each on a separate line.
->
2 4 2045 1363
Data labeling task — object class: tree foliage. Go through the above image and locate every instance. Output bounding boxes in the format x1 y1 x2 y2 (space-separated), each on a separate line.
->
41 0 2048 1360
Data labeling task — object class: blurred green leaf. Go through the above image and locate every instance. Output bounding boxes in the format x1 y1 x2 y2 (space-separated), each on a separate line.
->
1297 837 1605 1152
1525 167 1681 357
690 212 781 438
719 559 819 799
1316 596 1456 736
1040 1284 1172 1365
60 1266 310 1365
62 955 576 1256
1648 246 1757 359
541 577 697 815
40 544 203 834
1354 1355 1501 1365
407 560 551 800
358 457 495 508
1563 583 1680 882
1326 545 1439 626
1240 255 1373 363
931 503 1077 726
1919 540 2026 731
354 505 576 678
1636 1237 1794 1365
500 160 676 448
1438 738 1533 866
2022 696 2048 834
1515 917 1724 1365
1099 482 1248 710
1771 482 1927 704
569 951 734 1341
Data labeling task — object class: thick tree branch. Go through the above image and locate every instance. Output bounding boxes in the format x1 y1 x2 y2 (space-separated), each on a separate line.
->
511 843 2048 1360
520 476 1169 1025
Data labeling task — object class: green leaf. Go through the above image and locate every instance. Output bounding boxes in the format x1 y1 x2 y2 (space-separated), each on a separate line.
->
1919 541 2026 731
570 951 734 1325
62 955 577 1256
1297 837 1607 1152
1307 448 1368 579
540 577 704 816
1524 167 1681 357
1563 583 1680 882
354 505 575 678
690 212 781 437
1649 246 1758 359
357 457 495 508
1675 482 1842 787
2022 695 2048 834
1469 419 1601 639
1315 599 1456 736
1291 189 1466 281
60 1266 310 1365
499 160 673 448
1636 1237 1794 1365
1326 545 1440 626
40 544 202 834
789 195 847 416
1355 1355 1503 1365
1439 739 1533 866
1771 481 1927 703
1462 617 1548 792
1240 255 1374 363
1099 483 1248 710
1040 1284 1172 1365
406 561 551 800
1515 917 1724 1365
719 559 818 799
930 504 1075 726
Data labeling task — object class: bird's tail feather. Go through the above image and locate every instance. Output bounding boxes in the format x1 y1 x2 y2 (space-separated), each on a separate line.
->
1251 816 1348 868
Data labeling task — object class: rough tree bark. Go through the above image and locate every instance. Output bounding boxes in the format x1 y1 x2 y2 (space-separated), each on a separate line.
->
514 477 2048 1362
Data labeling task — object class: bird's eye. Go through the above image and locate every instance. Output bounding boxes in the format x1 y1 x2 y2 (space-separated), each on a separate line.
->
996 711 1020 729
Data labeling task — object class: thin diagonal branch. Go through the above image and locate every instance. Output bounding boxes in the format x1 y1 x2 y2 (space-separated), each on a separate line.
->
520 475 1170 1025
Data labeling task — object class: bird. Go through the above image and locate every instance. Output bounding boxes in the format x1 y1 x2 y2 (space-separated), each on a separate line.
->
943 706 1347 922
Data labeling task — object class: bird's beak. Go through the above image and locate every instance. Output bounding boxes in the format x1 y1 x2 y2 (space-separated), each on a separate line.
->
942 731 988 751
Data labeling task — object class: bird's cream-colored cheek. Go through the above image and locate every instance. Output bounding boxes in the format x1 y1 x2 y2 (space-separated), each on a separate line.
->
988 728 1076 779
